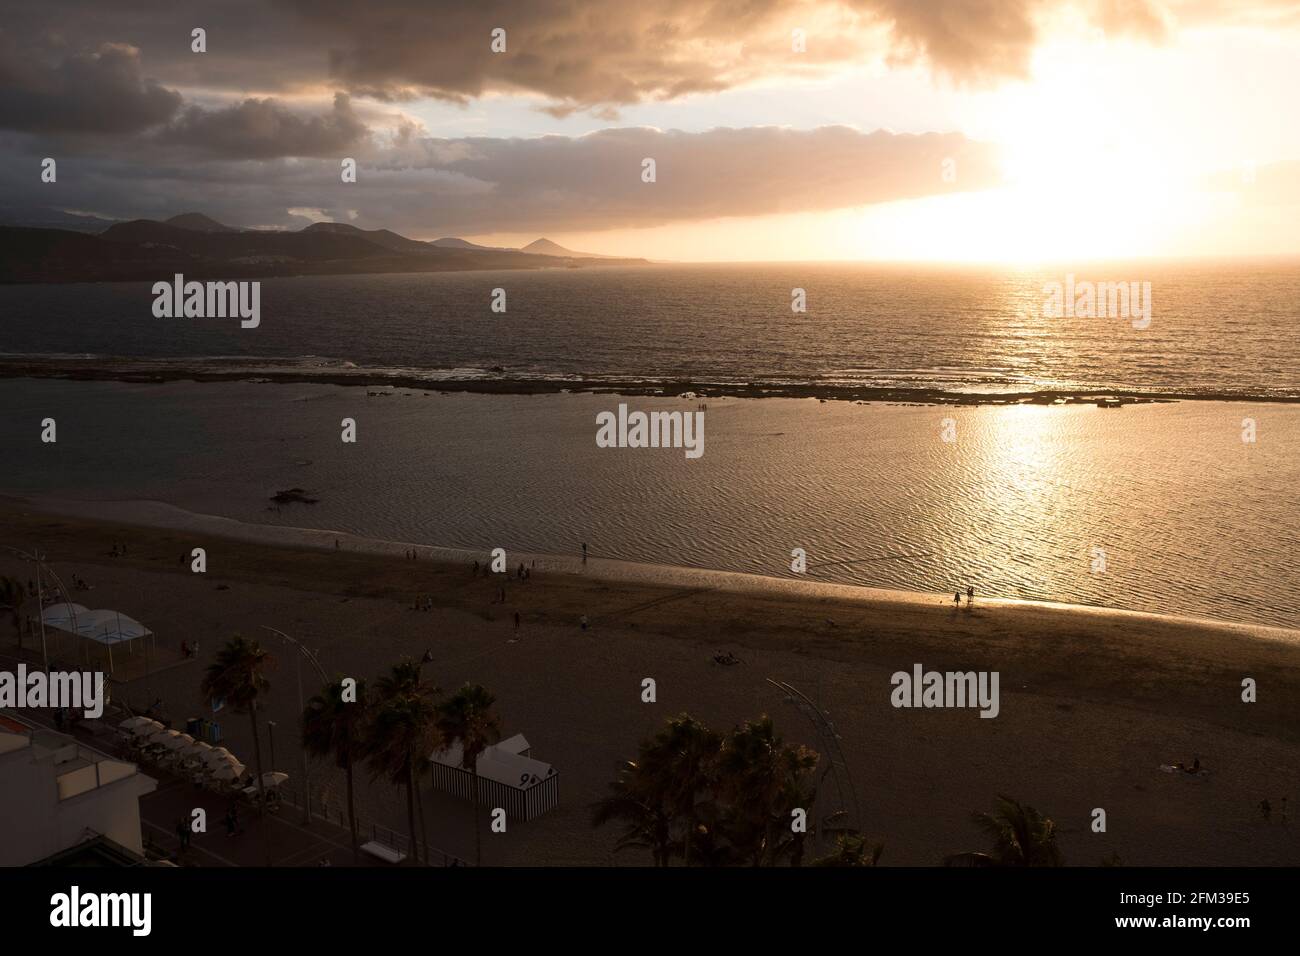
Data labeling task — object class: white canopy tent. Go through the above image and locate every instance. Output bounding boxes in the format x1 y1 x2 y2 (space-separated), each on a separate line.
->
39 602 155 673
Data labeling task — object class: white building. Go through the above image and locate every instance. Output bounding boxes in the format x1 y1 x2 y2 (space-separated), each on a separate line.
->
0 712 156 866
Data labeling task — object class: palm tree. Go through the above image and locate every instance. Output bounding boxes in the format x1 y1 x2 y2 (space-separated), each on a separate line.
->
591 757 675 866
367 661 441 864
201 635 274 865
374 660 434 700
375 659 441 860
437 684 501 866
302 678 370 864
811 833 884 867
714 715 818 867
945 793 1063 867
653 713 720 867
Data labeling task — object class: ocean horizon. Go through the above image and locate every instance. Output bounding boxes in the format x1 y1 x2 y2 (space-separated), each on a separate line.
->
3 260 1298 402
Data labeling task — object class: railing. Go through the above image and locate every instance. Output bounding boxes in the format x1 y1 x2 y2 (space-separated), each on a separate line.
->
276 784 468 866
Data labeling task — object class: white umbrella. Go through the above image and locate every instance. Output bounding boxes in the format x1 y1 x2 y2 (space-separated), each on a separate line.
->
119 716 153 731
255 771 289 789
209 764 243 782
144 729 180 746
201 748 240 769
129 719 164 737
177 740 213 760
158 733 194 752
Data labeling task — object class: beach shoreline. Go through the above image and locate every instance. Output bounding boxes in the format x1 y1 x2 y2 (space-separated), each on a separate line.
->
7 492 1298 647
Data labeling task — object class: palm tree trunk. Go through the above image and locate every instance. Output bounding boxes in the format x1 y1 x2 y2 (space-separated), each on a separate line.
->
345 759 359 865
248 703 271 866
415 772 428 865
404 770 418 866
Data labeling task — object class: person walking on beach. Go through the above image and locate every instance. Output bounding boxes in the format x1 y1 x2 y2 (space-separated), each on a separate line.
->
582 542 587 564
473 560 479 575
953 591 961 607
967 585 974 604
514 610 520 633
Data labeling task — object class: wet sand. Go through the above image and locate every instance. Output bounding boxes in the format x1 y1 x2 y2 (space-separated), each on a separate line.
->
2 495 1298 866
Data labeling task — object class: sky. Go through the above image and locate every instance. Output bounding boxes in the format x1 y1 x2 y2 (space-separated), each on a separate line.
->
1 0 1298 261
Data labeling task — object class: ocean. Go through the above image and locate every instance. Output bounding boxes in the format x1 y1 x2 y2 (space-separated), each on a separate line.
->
1 261 1298 400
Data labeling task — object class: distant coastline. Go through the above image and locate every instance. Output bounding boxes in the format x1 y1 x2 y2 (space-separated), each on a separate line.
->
0 215 651 284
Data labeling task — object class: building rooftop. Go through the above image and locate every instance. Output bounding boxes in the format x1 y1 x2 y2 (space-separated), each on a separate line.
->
0 710 148 800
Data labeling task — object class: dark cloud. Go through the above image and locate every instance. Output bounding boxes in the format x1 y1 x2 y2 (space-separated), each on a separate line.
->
0 41 182 134
863 0 1042 82
390 125 1002 231
0 124 1002 235
0 0 1226 123
158 93 370 159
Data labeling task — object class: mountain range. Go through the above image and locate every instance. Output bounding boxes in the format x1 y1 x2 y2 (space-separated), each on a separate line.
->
0 213 647 283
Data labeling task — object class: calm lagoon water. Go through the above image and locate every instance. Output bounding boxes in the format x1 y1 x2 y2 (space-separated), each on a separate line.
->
1 378 1295 629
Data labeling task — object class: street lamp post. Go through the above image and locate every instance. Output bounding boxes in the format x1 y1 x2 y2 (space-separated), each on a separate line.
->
4 545 77 674
267 720 277 773
260 626 328 826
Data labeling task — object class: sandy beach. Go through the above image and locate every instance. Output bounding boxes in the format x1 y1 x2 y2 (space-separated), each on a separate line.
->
2 494 1298 866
